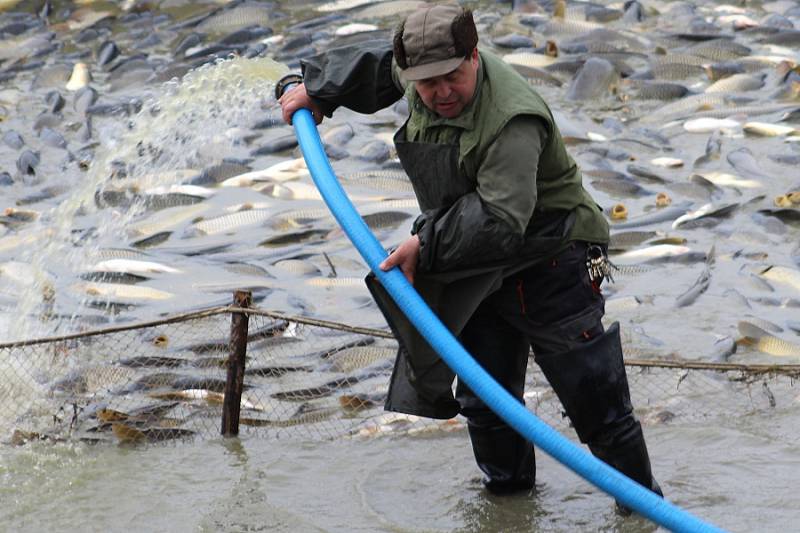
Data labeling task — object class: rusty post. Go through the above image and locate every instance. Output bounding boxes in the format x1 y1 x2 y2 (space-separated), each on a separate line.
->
221 290 252 436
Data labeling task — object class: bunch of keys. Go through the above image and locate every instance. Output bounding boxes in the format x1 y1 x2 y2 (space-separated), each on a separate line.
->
586 244 614 284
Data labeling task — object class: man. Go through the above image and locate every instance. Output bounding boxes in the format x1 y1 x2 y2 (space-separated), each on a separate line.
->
279 2 661 512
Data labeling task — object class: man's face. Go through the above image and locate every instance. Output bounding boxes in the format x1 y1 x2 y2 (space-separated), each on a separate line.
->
414 48 479 119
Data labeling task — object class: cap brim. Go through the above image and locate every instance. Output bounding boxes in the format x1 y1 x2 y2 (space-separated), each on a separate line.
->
400 56 464 81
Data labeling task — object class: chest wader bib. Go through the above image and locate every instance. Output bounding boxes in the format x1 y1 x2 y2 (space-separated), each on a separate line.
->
364 126 502 419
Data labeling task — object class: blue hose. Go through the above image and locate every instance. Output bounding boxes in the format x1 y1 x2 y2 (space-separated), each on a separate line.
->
290 107 726 533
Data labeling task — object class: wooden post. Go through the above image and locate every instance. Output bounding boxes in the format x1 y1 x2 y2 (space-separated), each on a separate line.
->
221 290 252 436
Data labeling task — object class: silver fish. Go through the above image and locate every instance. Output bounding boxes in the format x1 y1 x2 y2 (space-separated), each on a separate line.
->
671 202 739 229
566 57 618 100
704 73 765 94
610 201 693 229
675 250 714 307
727 148 771 180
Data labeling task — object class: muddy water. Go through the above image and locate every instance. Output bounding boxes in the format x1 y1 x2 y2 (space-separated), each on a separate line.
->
2 419 800 532
1 0 800 531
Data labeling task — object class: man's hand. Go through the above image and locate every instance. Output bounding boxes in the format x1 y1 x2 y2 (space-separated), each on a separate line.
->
278 82 324 125
379 235 421 284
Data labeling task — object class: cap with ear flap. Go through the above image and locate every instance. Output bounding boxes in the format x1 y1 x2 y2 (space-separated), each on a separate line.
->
393 3 478 81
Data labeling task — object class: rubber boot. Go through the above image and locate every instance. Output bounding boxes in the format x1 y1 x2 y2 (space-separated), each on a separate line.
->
467 419 535 495
535 322 662 511
589 419 663 516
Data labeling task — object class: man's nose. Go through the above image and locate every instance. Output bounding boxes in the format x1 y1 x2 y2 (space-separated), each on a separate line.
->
434 80 452 98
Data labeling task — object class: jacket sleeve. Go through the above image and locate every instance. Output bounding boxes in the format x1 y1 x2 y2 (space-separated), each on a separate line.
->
300 40 405 117
413 116 548 273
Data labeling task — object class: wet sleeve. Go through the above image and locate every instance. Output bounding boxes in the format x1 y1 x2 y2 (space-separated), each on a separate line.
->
413 116 548 273
300 40 405 117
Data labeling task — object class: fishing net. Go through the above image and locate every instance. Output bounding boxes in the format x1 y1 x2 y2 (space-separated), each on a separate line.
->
1 303 798 446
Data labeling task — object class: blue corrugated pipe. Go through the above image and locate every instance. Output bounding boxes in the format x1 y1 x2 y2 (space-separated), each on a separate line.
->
288 104 726 533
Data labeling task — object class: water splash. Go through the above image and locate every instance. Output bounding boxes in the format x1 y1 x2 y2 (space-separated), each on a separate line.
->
3 56 288 342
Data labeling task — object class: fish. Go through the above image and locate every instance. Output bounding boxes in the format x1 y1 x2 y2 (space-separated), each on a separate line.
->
743 122 799 137
271 360 393 401
675 252 714 307
683 118 741 134
268 207 333 231
119 356 189 368
650 62 706 80
694 130 723 168
319 346 396 373
65 62 90 91
742 316 784 334
148 389 263 410
132 232 172 249
124 374 233 394
2 130 24 149
672 202 739 229
90 259 181 275
608 230 659 251
127 203 210 239
317 0 377 12
691 171 762 189
335 22 380 36
244 365 314 377
591 178 652 198
260 229 330 247
196 3 271 34
305 277 364 288
609 201 693 229
75 282 174 301
271 258 322 277
111 422 195 444
625 165 670 184
51 366 138 395
566 58 617 101
94 402 181 427
361 211 413 230
686 39 751 61
726 148 771 179
178 320 289 355
613 244 691 263
651 157 684 168
80 271 150 285
626 81 692 101
503 52 557 69
759 265 800 294
704 73 765 93
738 322 800 357
353 1 429 19
189 209 273 236
220 158 309 187
240 404 340 428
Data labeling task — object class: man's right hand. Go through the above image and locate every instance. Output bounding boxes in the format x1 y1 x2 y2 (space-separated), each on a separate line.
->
278 82 324 126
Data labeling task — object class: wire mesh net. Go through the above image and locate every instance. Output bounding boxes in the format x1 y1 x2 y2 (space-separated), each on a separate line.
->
2 303 799 447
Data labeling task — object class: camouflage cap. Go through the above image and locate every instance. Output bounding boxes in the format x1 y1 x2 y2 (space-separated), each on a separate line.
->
393 3 479 81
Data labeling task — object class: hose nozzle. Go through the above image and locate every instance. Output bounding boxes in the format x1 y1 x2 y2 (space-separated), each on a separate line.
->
275 73 303 99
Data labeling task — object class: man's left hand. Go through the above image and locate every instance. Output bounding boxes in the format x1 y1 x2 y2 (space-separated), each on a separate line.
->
379 235 421 284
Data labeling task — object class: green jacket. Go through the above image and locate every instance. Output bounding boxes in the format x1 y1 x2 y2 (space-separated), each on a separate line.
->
302 43 608 277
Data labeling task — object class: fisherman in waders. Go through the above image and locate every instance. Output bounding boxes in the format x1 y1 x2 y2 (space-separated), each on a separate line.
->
278 2 662 514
